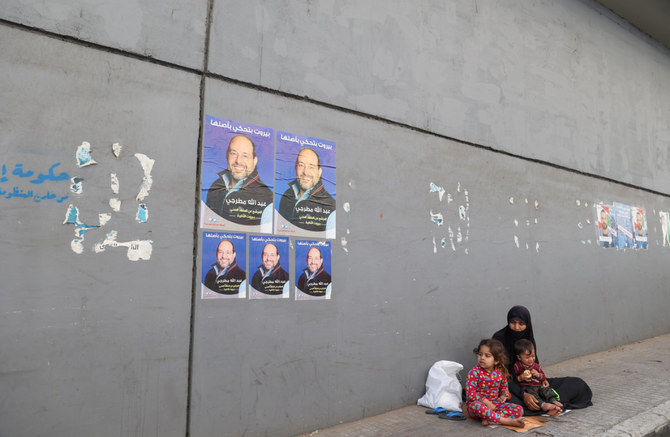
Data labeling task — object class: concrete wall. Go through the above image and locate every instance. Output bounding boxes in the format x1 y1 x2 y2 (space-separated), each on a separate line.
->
1 1 669 436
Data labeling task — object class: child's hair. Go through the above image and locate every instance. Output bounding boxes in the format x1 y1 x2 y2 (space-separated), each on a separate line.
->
514 339 535 356
473 338 510 377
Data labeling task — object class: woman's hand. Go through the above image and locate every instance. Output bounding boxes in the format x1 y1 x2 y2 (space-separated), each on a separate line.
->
523 392 541 410
541 380 550 388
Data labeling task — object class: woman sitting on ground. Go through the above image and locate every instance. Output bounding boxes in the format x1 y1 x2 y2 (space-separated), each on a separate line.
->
492 305 593 415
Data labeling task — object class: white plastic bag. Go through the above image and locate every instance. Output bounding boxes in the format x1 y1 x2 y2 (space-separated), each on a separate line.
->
417 360 463 411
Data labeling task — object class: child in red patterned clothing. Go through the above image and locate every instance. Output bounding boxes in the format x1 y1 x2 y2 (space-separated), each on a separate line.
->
466 338 526 427
514 339 563 416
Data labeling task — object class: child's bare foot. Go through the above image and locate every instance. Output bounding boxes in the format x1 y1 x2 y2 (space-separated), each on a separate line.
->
480 419 490 426
500 416 526 427
541 402 562 416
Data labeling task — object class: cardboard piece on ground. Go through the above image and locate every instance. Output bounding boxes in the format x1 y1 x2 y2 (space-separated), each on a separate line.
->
501 416 548 432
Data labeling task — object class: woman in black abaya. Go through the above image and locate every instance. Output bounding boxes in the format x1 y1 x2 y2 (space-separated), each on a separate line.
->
493 305 593 415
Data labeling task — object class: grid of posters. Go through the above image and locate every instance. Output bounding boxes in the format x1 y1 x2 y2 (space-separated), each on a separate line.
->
596 202 648 250
200 116 335 300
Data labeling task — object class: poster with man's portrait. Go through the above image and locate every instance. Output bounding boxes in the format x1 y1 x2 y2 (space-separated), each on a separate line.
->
201 231 246 299
201 116 274 233
596 204 617 249
274 131 336 239
631 207 648 250
248 235 290 299
295 240 332 300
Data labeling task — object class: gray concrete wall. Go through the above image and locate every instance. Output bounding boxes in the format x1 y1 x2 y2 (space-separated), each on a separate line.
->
1 1 669 436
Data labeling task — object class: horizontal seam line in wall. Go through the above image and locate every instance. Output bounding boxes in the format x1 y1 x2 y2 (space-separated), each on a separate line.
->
3 19 669 200
1 19 202 76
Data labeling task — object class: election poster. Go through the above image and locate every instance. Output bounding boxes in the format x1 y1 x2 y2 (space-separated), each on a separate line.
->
201 231 247 299
596 204 617 249
661 211 670 247
274 131 336 239
201 116 274 233
295 240 332 300
613 202 634 250
631 207 648 250
248 235 290 299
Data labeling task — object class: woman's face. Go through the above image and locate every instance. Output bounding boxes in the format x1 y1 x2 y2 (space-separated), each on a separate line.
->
509 319 527 332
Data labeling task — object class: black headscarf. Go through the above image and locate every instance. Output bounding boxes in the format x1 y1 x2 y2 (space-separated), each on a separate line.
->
492 305 538 374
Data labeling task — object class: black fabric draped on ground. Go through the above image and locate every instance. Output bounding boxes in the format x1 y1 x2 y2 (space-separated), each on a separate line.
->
507 376 593 416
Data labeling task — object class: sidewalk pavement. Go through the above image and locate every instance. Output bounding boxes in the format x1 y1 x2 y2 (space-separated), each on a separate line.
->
298 333 670 437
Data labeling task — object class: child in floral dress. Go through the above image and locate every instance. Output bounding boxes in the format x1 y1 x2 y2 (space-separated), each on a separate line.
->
465 338 525 427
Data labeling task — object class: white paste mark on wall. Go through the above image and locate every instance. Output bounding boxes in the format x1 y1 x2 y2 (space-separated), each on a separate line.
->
448 226 455 250
459 205 466 220
525 242 529 250
465 248 469 255
509 197 514 204
99 213 111 226
71 239 84 254
346 229 350 234
586 219 591 224
76 142 97 167
429 182 446 201
340 237 348 253
70 177 84 194
514 235 520 248
447 193 453 204
110 173 119 194
524 198 528 204
134 153 155 201
343 202 351 212
578 222 583 229
576 199 581 206
112 143 122 158
534 200 539 210
109 198 121 212
136 203 148 223
514 219 519 227
534 218 538 224
94 230 153 261
430 211 444 226
441 237 446 248
457 182 461 193
348 179 356 189
587 240 592 245
584 202 589 207
432 236 437 253
456 228 462 243
581 240 586 244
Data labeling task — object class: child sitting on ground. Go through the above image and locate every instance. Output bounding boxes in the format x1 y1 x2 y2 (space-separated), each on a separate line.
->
466 338 526 427
514 339 563 416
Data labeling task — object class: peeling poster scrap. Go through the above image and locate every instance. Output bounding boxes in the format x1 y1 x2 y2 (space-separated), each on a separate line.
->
429 182 445 201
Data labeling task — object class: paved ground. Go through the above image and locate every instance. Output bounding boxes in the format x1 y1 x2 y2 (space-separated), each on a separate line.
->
297 333 670 436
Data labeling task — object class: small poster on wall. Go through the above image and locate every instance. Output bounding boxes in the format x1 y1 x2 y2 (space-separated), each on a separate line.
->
596 204 617 248
660 211 670 247
201 232 247 299
613 202 634 250
631 207 648 250
295 240 332 300
248 235 290 299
